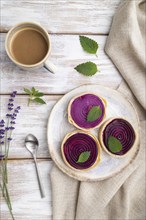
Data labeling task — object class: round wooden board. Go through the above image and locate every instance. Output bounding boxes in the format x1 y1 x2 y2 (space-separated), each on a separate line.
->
47 85 140 181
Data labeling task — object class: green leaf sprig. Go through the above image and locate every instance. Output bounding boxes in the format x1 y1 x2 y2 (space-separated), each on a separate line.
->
74 36 100 76
87 106 102 122
108 136 122 153
24 87 46 106
77 151 91 163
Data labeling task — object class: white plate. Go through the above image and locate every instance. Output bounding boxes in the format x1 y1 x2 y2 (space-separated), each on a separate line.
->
47 85 140 181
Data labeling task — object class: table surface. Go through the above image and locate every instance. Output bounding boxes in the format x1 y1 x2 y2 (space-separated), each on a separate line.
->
0 0 123 219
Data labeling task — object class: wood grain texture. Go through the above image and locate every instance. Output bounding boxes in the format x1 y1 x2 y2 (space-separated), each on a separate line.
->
1 95 61 159
0 33 122 94
0 1 123 218
1 0 121 34
0 159 53 220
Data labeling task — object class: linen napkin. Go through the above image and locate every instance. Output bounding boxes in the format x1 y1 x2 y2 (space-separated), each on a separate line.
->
105 0 146 110
50 0 146 219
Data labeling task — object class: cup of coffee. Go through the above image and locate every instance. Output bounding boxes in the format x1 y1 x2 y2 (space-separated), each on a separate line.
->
5 22 57 73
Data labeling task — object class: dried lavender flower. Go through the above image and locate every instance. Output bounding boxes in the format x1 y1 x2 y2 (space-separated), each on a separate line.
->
10 91 17 98
0 91 20 219
9 99 14 102
0 129 5 134
14 109 19 113
6 114 12 117
0 154 4 160
10 121 16 124
5 127 10 131
9 127 15 130
8 103 13 106
8 107 13 111
11 117 16 120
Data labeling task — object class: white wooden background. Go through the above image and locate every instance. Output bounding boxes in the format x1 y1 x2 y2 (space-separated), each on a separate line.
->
0 0 122 219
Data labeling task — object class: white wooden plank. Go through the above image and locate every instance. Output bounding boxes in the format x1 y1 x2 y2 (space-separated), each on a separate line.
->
1 0 121 34
0 34 122 94
1 95 61 159
0 159 53 220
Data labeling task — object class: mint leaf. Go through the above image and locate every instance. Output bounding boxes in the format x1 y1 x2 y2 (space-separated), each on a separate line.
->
35 92 44 97
74 62 98 76
87 106 102 122
32 87 36 94
24 87 46 106
32 87 40 96
77 151 91 163
34 98 46 104
24 88 32 95
79 36 98 54
108 136 122 153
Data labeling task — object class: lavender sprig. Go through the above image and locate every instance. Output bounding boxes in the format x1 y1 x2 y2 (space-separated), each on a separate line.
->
0 91 21 220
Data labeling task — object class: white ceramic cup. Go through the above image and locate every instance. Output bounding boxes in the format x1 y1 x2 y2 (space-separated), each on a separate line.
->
5 22 57 73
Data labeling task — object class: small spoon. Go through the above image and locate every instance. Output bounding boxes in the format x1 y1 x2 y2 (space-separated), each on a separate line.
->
25 134 45 198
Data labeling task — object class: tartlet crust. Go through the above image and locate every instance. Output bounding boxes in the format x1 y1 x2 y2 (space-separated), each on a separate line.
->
61 130 101 171
99 117 139 158
68 92 107 131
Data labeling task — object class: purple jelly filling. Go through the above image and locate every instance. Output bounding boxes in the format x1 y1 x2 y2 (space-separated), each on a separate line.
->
63 133 98 170
103 119 136 155
70 94 105 129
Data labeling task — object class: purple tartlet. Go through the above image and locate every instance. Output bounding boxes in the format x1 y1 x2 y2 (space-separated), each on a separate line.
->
99 118 137 157
61 131 101 170
68 93 106 130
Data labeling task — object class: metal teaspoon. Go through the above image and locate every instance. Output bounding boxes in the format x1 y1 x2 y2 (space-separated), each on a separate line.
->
25 134 45 198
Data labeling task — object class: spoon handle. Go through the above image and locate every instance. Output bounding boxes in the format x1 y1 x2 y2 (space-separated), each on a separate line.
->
34 157 45 198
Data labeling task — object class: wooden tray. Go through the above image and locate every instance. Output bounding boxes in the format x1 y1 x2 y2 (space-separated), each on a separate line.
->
47 85 140 181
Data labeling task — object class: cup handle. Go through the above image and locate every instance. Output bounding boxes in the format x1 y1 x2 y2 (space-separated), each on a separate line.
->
44 59 57 74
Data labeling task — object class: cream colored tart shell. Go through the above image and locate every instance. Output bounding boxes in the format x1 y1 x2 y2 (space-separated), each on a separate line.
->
61 130 101 171
68 92 107 131
99 117 139 158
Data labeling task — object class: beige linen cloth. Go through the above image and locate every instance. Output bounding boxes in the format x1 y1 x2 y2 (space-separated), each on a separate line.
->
50 0 146 219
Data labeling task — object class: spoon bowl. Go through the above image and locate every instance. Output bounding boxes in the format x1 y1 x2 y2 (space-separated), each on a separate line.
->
25 134 39 156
